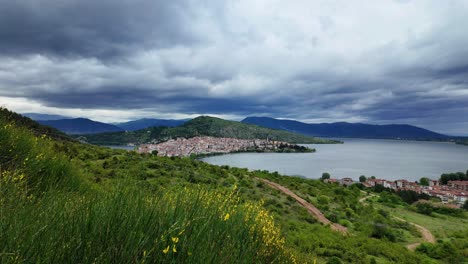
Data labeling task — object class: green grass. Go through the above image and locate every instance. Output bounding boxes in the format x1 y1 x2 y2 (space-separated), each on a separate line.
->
2 108 467 263
375 205 468 239
0 118 294 264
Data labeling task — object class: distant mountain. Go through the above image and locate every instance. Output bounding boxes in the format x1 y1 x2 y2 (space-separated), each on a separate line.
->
77 116 339 145
0 108 72 141
23 113 72 121
242 117 449 140
116 118 189 131
38 118 124 135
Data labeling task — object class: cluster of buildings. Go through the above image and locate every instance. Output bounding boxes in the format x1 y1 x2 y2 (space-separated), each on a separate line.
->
325 177 468 207
137 136 296 157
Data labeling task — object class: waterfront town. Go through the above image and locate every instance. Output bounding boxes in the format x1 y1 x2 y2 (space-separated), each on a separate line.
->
137 136 308 157
325 177 468 207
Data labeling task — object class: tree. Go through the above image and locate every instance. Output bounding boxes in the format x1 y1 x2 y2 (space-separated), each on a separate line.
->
359 175 367 182
419 177 429 186
463 200 468 211
321 172 330 180
370 176 376 179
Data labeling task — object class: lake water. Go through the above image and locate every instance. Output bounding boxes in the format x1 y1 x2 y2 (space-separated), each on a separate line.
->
202 139 468 181
105 145 136 151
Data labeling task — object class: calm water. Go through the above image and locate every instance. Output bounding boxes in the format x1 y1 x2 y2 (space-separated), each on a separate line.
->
105 145 136 151
202 139 468 181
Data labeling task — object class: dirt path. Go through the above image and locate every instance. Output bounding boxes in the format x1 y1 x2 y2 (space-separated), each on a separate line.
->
393 216 436 250
358 192 436 250
257 178 348 234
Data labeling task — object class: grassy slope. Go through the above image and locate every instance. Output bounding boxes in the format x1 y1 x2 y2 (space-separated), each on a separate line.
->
2 109 467 263
76 116 338 145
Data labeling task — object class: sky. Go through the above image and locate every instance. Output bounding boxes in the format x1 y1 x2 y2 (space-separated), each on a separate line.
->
0 0 468 135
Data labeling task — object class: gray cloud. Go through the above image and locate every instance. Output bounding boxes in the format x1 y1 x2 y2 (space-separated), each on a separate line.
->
0 0 468 135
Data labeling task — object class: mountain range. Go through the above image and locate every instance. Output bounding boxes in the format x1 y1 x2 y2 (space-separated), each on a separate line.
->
76 116 335 145
25 112 450 140
115 118 189 131
242 117 449 140
38 118 124 135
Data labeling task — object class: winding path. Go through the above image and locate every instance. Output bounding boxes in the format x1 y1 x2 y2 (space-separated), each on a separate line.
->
393 216 436 250
359 193 436 250
257 178 348 234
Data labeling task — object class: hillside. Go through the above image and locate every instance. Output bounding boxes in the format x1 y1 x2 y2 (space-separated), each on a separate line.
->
0 108 468 263
0 108 72 141
78 116 338 145
1 108 466 263
39 118 124 135
116 118 188 131
243 117 449 140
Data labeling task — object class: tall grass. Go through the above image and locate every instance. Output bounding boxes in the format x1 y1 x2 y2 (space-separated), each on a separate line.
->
1 184 294 263
0 119 295 263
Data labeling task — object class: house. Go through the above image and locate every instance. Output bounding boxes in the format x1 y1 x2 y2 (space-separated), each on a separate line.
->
396 179 409 188
447 181 468 191
340 177 354 186
429 180 440 187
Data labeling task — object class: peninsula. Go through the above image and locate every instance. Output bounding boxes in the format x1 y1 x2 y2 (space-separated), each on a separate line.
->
137 136 313 157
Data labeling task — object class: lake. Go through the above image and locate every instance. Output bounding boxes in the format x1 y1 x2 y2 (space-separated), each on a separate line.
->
202 139 468 181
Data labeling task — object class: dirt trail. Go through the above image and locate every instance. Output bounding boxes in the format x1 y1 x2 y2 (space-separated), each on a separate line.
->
257 178 348 234
358 193 436 250
393 216 436 250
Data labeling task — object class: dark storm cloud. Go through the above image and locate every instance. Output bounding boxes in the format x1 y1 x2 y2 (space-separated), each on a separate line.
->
0 0 197 58
1 0 468 134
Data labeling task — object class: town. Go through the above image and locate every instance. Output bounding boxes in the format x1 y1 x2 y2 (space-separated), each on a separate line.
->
325 177 468 207
137 136 311 157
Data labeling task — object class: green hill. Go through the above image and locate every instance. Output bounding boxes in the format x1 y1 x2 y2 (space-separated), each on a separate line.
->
0 107 72 142
77 116 339 145
1 108 466 263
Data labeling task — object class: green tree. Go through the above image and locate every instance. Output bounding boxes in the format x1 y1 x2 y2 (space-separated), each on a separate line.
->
370 176 376 179
321 172 331 180
463 200 468 210
359 175 367 182
419 177 429 186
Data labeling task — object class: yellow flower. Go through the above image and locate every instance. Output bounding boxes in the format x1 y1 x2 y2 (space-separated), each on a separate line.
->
172 244 177 253
162 245 170 254
224 213 230 221
172 237 179 243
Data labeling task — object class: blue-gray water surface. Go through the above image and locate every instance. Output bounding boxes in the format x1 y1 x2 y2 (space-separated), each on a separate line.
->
202 139 468 181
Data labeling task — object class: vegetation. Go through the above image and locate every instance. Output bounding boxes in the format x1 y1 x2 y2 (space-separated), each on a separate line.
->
321 172 331 180
439 171 468 184
76 116 339 145
455 138 468 146
1 108 467 263
419 177 429 186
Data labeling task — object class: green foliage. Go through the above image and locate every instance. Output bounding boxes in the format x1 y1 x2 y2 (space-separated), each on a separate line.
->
77 116 338 145
359 175 366 182
0 107 72 142
321 172 331 180
396 190 430 204
439 171 468 184
419 177 430 186
463 200 468 210
414 202 465 217
2 109 466 263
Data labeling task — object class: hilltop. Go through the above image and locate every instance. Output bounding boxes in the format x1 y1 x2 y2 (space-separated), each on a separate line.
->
77 116 338 145
243 117 449 140
116 118 189 131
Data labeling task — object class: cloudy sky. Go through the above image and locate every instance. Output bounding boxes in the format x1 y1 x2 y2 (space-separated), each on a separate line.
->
1 0 468 135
